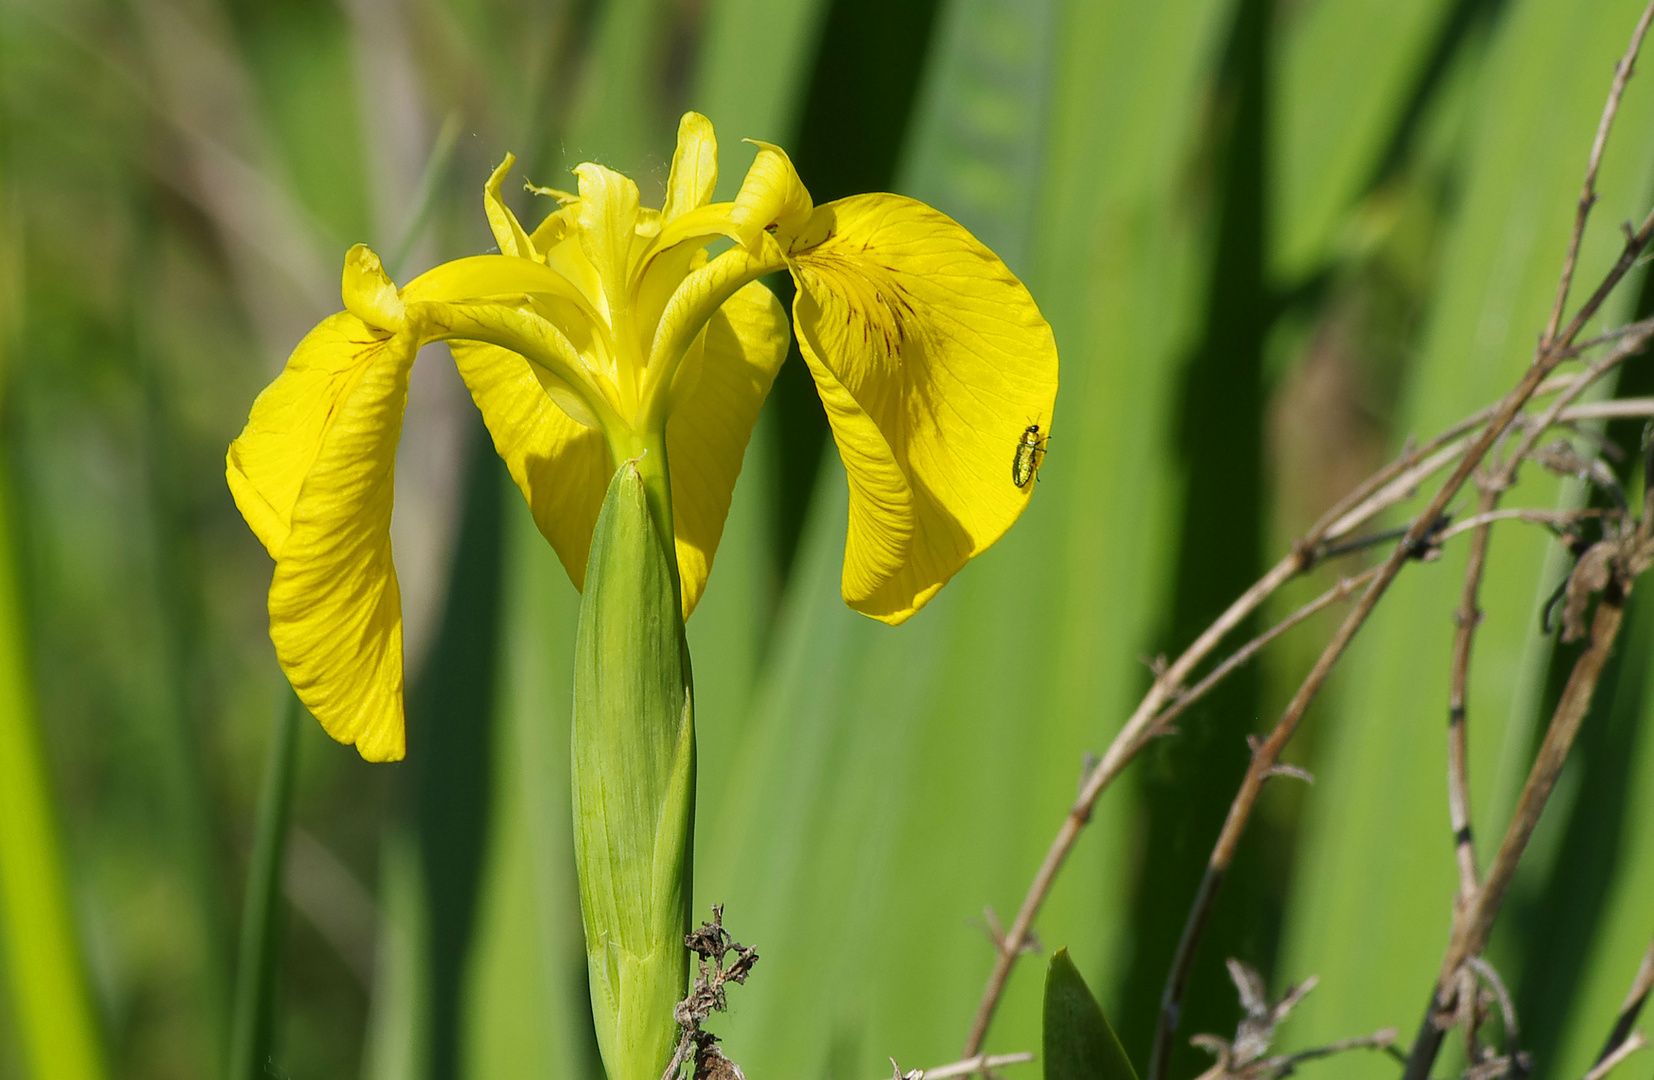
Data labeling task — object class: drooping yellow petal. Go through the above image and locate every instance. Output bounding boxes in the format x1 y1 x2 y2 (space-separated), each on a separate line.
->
785 194 1059 623
665 279 788 617
227 312 416 761
661 112 717 222
448 339 613 594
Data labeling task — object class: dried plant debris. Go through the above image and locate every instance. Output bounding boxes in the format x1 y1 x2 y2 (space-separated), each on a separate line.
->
1527 439 1626 508
1431 958 1530 1080
661 906 760 1080
885 1052 1035 1080
1558 521 1654 641
1189 960 1398 1080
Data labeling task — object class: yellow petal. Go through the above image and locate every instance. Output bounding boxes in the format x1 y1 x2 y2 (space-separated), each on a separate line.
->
661 112 718 222
341 244 406 331
484 154 537 259
642 236 786 412
729 140 813 249
786 194 1059 623
573 162 642 317
226 312 416 761
402 253 593 318
449 279 786 619
665 279 788 617
447 339 612 593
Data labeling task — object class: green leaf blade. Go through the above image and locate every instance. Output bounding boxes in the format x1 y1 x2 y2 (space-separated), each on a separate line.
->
1043 949 1137 1080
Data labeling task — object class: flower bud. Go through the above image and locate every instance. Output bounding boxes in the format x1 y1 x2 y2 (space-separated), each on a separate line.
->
571 461 694 1080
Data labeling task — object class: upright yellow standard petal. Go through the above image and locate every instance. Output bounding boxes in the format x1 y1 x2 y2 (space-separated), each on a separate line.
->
226 313 417 761
661 112 718 223
785 194 1059 623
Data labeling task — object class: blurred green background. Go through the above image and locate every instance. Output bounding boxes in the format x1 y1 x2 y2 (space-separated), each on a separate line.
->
4 0 1654 1078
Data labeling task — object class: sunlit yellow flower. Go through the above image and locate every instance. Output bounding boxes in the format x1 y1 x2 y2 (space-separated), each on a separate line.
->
227 112 1058 762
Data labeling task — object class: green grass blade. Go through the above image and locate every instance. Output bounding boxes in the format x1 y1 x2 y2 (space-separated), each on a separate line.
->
691 0 829 152
1277 3 1654 1074
361 830 431 1080
1272 0 1460 281
461 486 594 1080
225 693 301 1080
0 463 106 1080
1043 950 1137 1080
409 435 507 1080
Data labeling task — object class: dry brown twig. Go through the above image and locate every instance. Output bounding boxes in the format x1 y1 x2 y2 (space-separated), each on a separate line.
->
1432 330 1651 916
1185 959 1398 1080
958 380 1654 1065
662 906 759 1080
959 371 1654 1068
1586 934 1654 1076
1156 3 1654 1076
883 1052 1035 1080
1581 1031 1649 1080
1396 8 1654 1064
959 6 1654 1067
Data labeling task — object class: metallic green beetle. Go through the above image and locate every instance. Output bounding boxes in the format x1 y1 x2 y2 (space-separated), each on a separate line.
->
1012 423 1047 488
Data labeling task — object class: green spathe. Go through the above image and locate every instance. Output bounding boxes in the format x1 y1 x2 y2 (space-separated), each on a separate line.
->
572 460 695 1080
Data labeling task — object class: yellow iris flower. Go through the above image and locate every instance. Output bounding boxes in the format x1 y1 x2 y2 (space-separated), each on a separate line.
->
226 112 1059 763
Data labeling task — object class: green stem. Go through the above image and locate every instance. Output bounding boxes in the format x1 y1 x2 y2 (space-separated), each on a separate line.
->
225 692 301 1080
0 464 108 1080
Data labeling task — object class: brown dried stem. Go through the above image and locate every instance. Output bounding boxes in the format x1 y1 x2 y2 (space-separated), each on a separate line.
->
1544 0 1654 345
895 1053 1034 1080
1446 483 1496 904
1439 329 1654 909
1147 331 1637 1080
1144 567 1382 742
1149 8 1654 1074
1592 934 1654 1071
959 373 1654 1060
1583 1031 1649 1080
1402 582 1634 1080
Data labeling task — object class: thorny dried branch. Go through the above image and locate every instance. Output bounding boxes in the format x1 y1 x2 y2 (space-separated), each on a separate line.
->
662 907 759 1080
1185 959 1398 1080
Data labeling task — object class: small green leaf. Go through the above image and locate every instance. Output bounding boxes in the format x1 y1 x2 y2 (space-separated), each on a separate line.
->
1043 949 1137 1080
